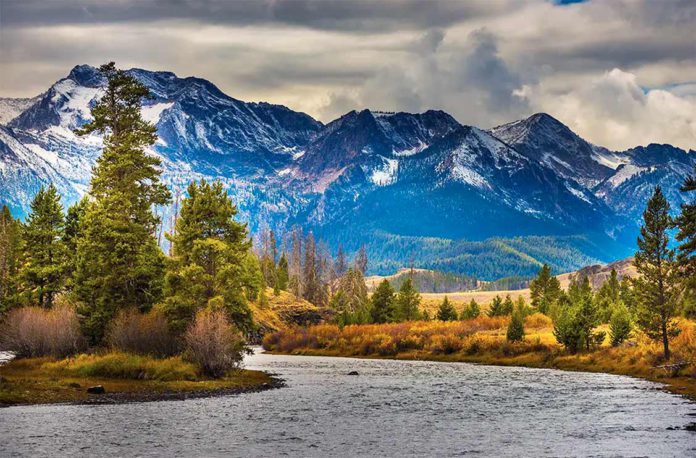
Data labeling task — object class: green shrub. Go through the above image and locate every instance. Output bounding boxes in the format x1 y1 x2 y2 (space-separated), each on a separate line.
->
609 305 632 346
44 352 198 381
506 312 525 342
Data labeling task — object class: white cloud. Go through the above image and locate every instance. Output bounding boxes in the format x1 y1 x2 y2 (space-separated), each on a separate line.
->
523 69 696 150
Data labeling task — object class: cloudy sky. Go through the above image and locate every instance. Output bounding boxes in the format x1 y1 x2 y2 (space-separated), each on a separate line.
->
1 0 694 150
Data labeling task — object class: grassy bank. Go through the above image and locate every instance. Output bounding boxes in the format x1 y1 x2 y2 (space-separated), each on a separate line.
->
0 352 279 406
263 315 696 400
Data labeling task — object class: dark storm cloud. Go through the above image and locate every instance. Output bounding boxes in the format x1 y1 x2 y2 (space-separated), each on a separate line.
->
1 0 508 32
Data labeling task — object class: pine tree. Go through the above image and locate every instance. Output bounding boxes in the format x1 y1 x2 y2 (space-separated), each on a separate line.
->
334 245 347 277
530 264 561 314
302 232 324 306
506 310 525 342
164 179 257 334
676 166 696 314
487 295 504 317
633 186 680 360
460 299 480 320
395 277 421 321
596 269 621 321
515 296 531 317
258 227 277 290
436 296 458 321
330 268 368 317
609 303 632 347
73 62 171 343
62 197 88 288
370 279 396 323
553 287 602 353
289 227 303 297
354 245 368 275
501 294 514 315
0 205 22 312
276 253 289 292
21 185 66 308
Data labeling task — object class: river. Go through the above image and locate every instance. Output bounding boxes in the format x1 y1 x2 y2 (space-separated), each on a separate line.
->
1 349 694 457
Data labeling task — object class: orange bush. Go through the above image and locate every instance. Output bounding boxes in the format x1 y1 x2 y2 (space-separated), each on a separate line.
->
0 304 85 357
107 308 178 357
263 317 509 357
185 309 246 377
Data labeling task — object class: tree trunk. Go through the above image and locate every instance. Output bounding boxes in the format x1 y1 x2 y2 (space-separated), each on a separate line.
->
662 319 671 360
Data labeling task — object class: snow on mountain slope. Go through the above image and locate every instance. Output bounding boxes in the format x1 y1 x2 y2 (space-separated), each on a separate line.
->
1 64 694 278
490 113 615 188
0 96 40 125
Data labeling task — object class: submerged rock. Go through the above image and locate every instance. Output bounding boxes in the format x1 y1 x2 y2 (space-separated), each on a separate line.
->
87 385 106 394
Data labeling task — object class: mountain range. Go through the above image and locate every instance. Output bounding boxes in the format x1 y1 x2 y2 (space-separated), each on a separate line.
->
1 65 694 280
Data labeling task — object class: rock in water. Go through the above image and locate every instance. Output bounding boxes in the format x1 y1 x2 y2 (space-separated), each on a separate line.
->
87 385 105 394
347 371 359 376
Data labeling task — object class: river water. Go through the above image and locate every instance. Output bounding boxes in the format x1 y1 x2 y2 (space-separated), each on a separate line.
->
1 349 694 457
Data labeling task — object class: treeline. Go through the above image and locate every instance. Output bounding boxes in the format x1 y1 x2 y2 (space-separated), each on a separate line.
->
385 269 477 293
480 276 531 291
255 226 368 308
529 183 696 359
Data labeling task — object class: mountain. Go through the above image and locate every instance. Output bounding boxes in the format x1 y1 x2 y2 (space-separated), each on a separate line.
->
1 64 694 280
490 113 615 188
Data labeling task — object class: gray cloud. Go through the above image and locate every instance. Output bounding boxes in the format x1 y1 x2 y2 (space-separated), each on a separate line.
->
1 0 508 31
0 0 694 149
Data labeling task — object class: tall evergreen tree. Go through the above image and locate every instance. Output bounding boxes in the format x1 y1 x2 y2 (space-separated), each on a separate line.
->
302 232 325 306
633 186 680 360
676 166 696 314
276 253 289 292
436 296 458 321
21 185 65 308
330 268 369 319
334 245 347 277
501 294 514 315
370 279 396 323
529 264 561 314
73 62 171 343
62 197 88 288
487 295 504 317
289 227 303 297
164 179 258 334
395 277 421 321
596 269 621 322
506 310 525 342
354 245 368 275
0 205 22 312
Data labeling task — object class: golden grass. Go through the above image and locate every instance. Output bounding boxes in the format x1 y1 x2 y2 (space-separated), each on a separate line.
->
0 352 273 406
264 316 696 400
250 288 322 334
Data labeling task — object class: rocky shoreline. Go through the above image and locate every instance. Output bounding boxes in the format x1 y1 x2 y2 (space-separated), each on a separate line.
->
75 375 286 406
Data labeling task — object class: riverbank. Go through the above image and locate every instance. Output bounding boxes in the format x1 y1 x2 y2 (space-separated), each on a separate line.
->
0 352 282 407
263 316 696 401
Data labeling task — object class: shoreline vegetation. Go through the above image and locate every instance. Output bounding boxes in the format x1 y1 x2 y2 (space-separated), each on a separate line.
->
0 352 282 407
263 316 696 401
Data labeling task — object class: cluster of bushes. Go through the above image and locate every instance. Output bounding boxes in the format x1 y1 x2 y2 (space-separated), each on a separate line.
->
262 315 547 357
